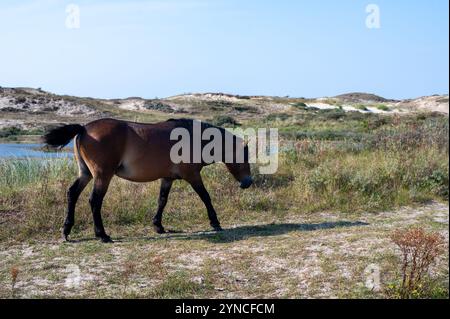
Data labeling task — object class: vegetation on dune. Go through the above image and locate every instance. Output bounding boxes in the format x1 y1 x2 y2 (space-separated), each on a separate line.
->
210 115 240 127
0 127 46 141
0 111 448 299
291 102 308 110
376 104 391 112
355 104 369 111
0 112 448 243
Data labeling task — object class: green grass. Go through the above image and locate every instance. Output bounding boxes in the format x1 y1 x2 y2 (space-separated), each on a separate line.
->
291 102 308 110
0 127 46 142
0 113 448 242
376 104 390 112
149 271 210 298
211 115 240 127
355 104 369 111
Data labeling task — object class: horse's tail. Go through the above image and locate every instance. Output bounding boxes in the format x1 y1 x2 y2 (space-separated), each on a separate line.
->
42 124 85 149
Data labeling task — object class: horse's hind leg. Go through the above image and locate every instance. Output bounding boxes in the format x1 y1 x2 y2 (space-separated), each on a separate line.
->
152 178 173 234
64 173 92 241
89 174 113 243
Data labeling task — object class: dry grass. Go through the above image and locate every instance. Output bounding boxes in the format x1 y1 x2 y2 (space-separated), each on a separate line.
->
0 202 447 299
0 111 448 298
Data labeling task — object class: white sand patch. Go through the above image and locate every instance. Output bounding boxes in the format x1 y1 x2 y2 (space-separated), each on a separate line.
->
306 103 338 110
305 102 404 114
117 99 146 111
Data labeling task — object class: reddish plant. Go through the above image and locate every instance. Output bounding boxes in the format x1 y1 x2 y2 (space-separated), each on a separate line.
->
11 266 19 297
391 227 445 298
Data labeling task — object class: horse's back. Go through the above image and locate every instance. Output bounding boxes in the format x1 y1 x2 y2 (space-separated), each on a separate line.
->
76 118 205 182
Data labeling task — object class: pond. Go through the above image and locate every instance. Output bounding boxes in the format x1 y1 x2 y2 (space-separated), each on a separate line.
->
0 143 73 158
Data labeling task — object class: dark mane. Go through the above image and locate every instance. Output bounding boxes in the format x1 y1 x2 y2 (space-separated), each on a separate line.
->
167 118 192 124
166 118 226 134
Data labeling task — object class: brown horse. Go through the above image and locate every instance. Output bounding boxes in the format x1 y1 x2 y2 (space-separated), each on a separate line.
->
43 118 252 243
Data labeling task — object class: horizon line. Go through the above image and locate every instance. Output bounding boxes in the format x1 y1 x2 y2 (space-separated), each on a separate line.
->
1 85 448 102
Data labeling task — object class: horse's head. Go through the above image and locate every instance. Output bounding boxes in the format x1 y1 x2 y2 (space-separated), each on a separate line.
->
225 144 253 189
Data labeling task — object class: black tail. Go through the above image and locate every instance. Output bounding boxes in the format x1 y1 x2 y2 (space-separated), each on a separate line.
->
42 124 85 149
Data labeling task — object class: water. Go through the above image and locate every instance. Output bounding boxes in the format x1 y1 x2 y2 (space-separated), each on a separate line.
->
0 142 277 159
0 143 73 158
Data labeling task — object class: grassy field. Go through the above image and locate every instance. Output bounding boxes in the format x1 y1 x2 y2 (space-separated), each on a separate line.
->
0 110 448 298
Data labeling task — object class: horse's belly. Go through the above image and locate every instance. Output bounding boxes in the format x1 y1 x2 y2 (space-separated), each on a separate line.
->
115 133 174 182
115 150 174 182
115 162 162 182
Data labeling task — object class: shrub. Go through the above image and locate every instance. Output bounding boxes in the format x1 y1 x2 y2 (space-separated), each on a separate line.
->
345 111 371 121
355 104 368 111
318 109 346 120
389 227 446 299
233 106 254 112
286 130 367 142
420 169 449 198
15 97 26 104
371 117 449 152
211 115 239 127
376 104 390 111
367 117 390 130
265 113 292 122
143 101 174 113
253 171 295 189
0 127 22 138
292 102 308 109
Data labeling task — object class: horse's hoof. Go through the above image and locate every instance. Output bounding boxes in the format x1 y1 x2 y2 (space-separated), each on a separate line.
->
153 225 166 234
101 237 113 243
212 225 223 232
63 225 72 241
63 234 71 242
100 235 113 243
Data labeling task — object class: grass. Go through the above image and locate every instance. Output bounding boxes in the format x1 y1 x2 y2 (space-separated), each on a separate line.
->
0 113 448 242
149 271 209 298
355 104 369 111
0 111 448 298
376 104 390 112
0 127 46 142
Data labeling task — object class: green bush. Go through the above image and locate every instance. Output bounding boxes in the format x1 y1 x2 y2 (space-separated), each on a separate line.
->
0 127 46 139
292 102 308 109
211 115 240 127
265 113 292 122
0 127 22 138
376 104 390 111
355 104 368 111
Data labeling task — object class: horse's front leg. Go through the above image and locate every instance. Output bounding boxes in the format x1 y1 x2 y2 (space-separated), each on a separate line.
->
152 178 173 234
187 176 223 232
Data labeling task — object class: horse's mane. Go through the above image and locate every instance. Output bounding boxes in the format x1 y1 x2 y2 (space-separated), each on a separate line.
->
166 118 226 134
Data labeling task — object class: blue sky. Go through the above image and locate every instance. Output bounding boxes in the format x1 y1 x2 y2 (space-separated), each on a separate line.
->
0 0 448 99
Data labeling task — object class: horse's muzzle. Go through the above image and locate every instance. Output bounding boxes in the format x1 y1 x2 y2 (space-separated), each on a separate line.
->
240 176 253 189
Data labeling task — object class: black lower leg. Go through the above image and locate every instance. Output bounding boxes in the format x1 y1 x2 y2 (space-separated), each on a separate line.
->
190 181 222 231
89 189 111 243
64 177 89 240
152 178 173 234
